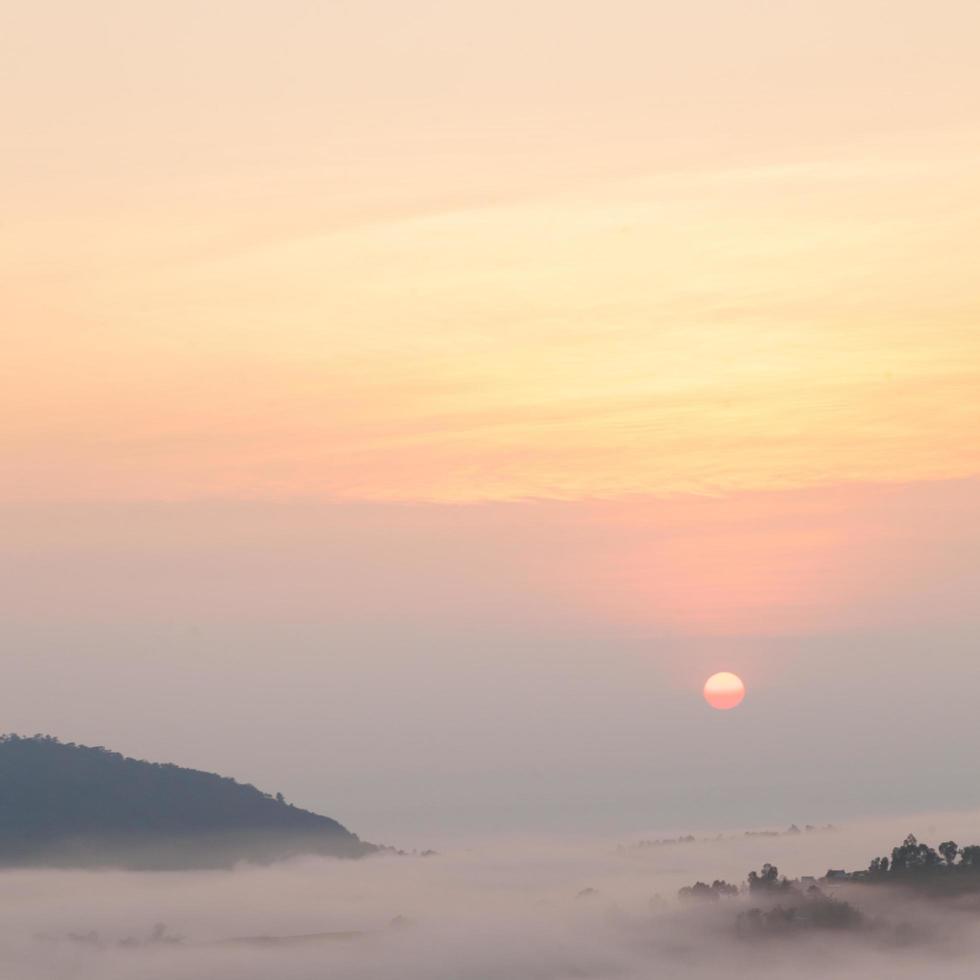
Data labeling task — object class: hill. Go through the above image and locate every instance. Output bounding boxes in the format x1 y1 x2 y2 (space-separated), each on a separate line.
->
0 734 376 869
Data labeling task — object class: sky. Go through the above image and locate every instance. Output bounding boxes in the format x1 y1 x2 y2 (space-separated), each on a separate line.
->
2 1 979 844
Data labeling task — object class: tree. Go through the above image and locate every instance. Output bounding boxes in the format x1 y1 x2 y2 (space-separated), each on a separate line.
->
678 881 717 901
890 834 940 873
678 879 739 901
748 863 789 892
938 841 959 867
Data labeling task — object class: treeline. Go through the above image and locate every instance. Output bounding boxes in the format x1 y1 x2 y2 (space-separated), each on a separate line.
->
622 824 834 852
676 834 980 937
679 863 865 937
678 834 980 901
862 834 980 893
868 834 980 875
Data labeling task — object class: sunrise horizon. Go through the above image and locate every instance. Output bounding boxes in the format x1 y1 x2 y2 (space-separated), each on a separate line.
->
3 3 979 978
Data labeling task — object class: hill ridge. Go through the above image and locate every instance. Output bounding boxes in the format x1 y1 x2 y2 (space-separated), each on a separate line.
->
0 733 376 868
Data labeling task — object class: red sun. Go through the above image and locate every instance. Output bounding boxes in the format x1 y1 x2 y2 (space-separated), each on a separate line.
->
703 672 745 710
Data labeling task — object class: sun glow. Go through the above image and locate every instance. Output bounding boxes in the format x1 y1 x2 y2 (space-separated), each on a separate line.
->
703 672 746 710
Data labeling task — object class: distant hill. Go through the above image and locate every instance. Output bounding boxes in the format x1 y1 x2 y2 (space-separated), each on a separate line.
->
0 734 377 869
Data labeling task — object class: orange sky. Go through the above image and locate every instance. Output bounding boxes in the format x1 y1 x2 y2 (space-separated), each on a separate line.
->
4 2 980 507
3 1 979 642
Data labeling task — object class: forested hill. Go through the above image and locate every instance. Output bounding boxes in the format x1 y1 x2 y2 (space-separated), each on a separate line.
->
0 734 377 868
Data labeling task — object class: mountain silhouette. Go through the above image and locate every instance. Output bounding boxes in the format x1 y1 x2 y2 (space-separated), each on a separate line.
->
0 734 376 868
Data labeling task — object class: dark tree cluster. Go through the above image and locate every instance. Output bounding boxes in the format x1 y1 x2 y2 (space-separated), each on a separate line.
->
677 863 866 938
673 830 980 944
736 892 863 938
675 831 980 943
747 863 794 893
864 835 980 892
678 879 739 901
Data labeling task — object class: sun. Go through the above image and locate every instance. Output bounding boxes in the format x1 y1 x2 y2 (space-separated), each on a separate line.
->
703 672 745 710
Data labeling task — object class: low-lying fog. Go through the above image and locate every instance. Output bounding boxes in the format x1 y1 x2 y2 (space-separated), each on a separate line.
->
4 810 980 979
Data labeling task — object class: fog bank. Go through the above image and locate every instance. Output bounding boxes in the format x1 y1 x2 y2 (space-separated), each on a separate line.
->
3 810 980 979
